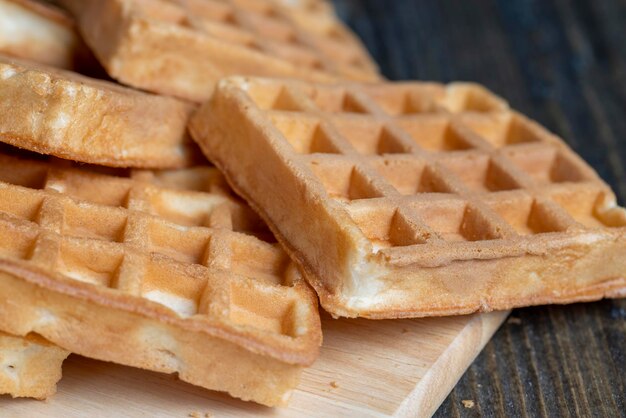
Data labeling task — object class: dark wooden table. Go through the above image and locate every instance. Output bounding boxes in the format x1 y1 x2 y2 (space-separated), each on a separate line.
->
333 0 626 416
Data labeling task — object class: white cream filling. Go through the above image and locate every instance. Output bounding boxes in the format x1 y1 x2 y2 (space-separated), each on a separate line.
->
157 193 225 220
144 290 196 317
0 66 16 80
342 242 388 310
51 112 70 130
35 308 58 328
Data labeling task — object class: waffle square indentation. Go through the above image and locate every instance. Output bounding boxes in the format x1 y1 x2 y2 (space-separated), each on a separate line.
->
370 159 454 195
268 113 338 153
0 188 44 222
438 155 521 193
504 147 593 185
309 159 384 201
460 113 548 148
228 237 291 285
306 87 370 114
141 259 207 317
63 202 128 243
362 84 444 116
411 200 501 242
396 116 474 152
550 189 626 229
348 206 428 250
228 279 299 336
58 240 124 287
147 220 211 265
0 222 37 260
487 196 568 236
331 118 410 155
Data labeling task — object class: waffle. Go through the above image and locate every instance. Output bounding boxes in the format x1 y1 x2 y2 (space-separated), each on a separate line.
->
57 0 380 102
0 55 195 168
0 0 81 69
0 331 68 400
0 153 321 406
189 77 626 319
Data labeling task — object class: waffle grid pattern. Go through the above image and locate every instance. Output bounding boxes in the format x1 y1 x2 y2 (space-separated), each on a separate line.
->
241 79 626 265
130 0 377 80
0 156 317 353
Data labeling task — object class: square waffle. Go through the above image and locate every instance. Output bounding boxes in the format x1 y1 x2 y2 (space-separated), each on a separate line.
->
0 0 80 69
0 153 321 406
190 77 626 319
58 0 380 102
0 331 68 400
0 55 195 169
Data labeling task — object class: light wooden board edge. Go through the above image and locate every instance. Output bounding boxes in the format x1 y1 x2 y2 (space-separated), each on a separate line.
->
395 310 509 417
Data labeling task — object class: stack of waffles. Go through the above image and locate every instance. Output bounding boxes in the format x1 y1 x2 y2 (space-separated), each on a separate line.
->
0 0 623 410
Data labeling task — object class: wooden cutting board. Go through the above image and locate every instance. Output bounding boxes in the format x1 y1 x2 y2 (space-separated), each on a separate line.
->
0 311 508 418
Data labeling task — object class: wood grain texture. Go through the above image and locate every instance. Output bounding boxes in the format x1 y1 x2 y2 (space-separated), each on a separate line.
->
0 312 507 417
333 0 626 416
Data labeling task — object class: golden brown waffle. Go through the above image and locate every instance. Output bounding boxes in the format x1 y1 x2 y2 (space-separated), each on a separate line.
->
0 0 81 69
58 0 380 102
0 153 321 406
0 331 68 400
190 77 626 319
0 55 196 169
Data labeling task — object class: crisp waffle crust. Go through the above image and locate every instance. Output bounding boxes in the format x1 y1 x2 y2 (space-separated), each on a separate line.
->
0 154 321 406
0 331 68 400
59 0 380 102
190 77 626 319
0 55 195 168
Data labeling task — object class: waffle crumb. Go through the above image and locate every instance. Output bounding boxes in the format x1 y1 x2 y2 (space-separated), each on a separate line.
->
507 317 522 325
188 413 211 418
462 400 475 409
0 332 69 399
401 328 409 334
330 381 339 389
